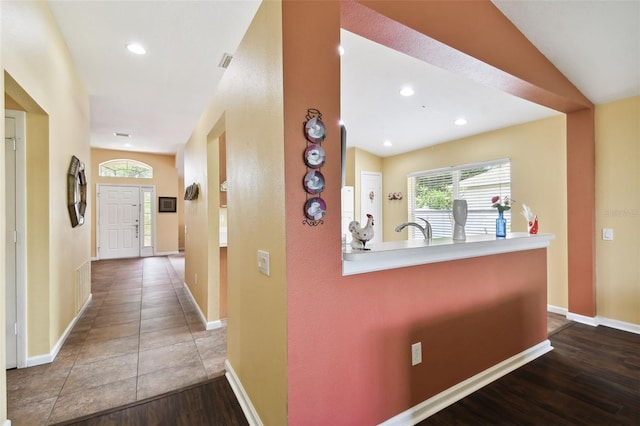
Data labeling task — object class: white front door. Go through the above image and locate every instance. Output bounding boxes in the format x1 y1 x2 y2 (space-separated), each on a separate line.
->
360 171 383 243
98 185 141 259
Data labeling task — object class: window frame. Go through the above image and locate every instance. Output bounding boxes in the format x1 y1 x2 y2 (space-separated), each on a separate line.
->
406 158 512 239
98 159 153 179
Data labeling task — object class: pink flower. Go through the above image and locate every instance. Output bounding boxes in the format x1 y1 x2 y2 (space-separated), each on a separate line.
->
491 195 514 212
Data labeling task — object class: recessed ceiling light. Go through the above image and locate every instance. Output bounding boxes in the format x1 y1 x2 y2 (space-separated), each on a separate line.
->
114 132 131 138
126 43 146 55
454 118 468 126
338 45 345 56
124 143 133 148
383 140 393 147
400 87 414 97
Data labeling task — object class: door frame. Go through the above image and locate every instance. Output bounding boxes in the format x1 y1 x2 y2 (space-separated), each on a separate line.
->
5 109 27 368
360 171 383 243
96 184 156 259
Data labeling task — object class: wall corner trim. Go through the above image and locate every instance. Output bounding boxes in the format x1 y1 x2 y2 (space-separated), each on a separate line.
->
378 340 553 426
225 360 263 426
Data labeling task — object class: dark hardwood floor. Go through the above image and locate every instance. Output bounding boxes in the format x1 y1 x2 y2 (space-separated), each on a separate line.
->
52 375 248 426
51 322 638 426
420 323 640 425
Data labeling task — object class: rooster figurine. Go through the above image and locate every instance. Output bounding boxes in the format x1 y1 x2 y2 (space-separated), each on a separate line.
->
349 214 375 250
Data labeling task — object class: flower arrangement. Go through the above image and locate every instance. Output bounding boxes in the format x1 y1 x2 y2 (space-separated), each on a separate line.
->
491 195 514 213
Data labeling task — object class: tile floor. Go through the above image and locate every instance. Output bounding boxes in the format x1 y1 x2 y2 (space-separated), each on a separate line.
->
6 255 227 425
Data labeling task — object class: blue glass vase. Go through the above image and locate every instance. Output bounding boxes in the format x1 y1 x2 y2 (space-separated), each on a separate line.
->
496 210 507 238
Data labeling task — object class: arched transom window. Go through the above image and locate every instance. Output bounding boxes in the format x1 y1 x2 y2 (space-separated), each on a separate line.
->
99 159 153 178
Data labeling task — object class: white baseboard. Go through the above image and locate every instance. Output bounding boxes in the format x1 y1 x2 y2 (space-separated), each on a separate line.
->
598 317 640 334
548 305 639 335
566 311 599 326
157 250 180 256
27 294 93 367
181 282 226 331
225 360 263 426
547 304 567 315
379 340 553 426
3 419 12 426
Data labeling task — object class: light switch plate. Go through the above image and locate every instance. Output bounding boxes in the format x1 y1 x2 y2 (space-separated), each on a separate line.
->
411 342 422 366
258 250 270 276
602 228 614 241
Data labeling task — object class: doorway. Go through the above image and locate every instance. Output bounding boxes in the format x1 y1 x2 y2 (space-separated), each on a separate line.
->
360 171 382 243
5 109 26 369
97 185 155 259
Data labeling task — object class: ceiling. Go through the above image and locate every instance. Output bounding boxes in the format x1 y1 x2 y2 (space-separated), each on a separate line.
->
48 0 639 159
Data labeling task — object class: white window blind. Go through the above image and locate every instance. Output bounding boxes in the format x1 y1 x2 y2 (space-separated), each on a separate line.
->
406 159 511 239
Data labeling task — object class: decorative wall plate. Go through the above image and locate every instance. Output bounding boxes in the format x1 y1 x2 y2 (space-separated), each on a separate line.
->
304 117 326 143
304 144 326 169
303 170 325 194
67 155 87 227
304 197 326 221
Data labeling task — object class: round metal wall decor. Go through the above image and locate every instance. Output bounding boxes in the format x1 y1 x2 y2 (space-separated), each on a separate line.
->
67 155 87 227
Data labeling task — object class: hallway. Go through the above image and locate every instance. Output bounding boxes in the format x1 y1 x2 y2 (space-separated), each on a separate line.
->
7 256 227 425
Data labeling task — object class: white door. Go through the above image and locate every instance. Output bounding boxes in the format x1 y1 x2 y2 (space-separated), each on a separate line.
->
5 110 26 369
360 171 383 243
5 115 18 368
98 185 141 259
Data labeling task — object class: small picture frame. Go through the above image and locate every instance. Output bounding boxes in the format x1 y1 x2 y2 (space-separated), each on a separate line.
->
158 196 177 213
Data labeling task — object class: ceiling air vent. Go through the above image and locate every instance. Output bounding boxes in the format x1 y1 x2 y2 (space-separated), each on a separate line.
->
218 53 233 69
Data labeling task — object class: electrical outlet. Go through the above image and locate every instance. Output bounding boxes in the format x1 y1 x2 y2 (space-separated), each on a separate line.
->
602 228 614 241
411 342 422 366
258 250 270 276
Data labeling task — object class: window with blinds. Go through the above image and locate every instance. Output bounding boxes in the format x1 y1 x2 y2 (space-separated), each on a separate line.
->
406 159 511 239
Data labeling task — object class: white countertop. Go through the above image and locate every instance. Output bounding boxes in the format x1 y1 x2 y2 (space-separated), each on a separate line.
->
342 232 554 275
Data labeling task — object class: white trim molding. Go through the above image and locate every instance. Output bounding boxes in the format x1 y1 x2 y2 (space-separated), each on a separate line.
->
548 306 639 335
566 312 599 326
3 419 12 426
181 282 226 331
225 360 263 426
379 340 553 426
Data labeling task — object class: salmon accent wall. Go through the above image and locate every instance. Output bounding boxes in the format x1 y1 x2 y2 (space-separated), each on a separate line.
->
566 109 596 316
282 1 584 423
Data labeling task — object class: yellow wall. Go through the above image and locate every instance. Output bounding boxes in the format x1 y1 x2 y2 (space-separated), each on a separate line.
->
595 96 640 325
182 2 287 423
90 148 179 257
2 0 91 370
382 116 569 308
